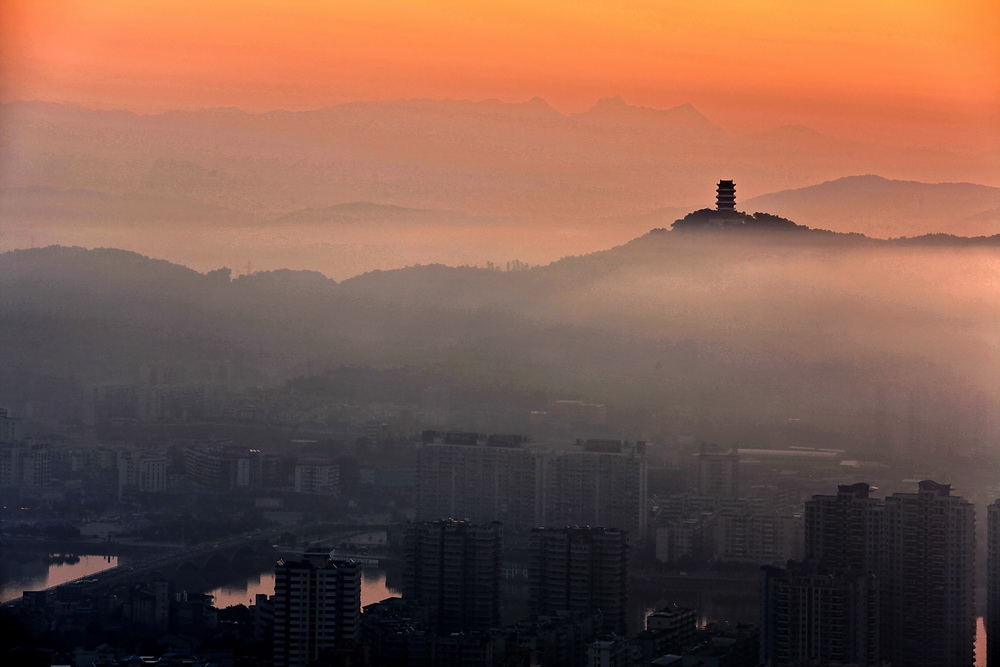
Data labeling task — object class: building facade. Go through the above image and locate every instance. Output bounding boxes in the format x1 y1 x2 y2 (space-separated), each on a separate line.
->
760 562 880 666
881 481 975 667
529 526 629 635
988 500 1000 667
294 457 339 495
272 550 361 667
795 480 974 667
416 432 539 541
402 519 502 634
416 433 648 544
0 441 50 488
804 482 882 573
696 445 740 498
542 440 648 542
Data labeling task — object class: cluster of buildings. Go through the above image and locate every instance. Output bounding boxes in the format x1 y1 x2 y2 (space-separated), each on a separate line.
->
252 521 758 667
415 432 647 545
17 577 219 650
85 363 464 433
0 421 342 501
91 362 234 425
653 447 803 566
0 407 51 489
760 480 976 667
9 392 1000 667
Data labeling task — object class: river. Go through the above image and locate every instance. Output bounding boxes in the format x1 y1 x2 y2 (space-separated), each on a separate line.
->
1 548 987 665
207 566 399 609
0 549 120 603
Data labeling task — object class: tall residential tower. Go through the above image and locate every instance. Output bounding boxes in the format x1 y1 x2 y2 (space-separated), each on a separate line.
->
881 481 975 667
529 526 629 635
272 550 361 667
402 519 503 634
988 500 1000 667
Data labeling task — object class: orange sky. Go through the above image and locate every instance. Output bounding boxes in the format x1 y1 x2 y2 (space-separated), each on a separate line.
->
2 0 998 149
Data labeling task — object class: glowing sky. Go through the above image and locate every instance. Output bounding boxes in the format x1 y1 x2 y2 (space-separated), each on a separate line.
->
2 0 998 149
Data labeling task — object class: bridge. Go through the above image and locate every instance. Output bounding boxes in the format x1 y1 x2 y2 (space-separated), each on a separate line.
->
2 521 398 607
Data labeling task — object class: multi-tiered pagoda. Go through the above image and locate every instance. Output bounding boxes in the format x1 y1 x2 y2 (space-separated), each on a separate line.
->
716 180 736 212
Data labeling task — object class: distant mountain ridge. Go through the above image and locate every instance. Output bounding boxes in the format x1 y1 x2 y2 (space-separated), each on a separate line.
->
3 98 996 223
0 186 256 226
742 175 1000 237
272 201 495 226
570 96 725 136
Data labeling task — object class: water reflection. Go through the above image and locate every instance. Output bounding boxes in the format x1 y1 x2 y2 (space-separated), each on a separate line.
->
977 616 985 667
207 567 399 609
0 552 118 603
3 550 987 664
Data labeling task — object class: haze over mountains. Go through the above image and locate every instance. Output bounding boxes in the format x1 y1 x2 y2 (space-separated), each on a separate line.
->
2 97 999 279
743 175 1000 238
2 224 998 465
4 97 996 216
2 94 999 464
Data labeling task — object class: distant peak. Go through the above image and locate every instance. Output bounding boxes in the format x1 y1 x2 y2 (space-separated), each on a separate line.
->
580 97 719 132
835 174 888 183
595 95 628 107
670 101 700 113
162 106 247 117
665 102 710 119
519 96 557 111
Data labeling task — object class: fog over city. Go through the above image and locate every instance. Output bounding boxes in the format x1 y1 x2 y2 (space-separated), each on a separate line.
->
1 1 999 666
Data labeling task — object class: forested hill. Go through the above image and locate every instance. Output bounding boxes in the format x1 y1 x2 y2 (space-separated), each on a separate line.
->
1 230 997 453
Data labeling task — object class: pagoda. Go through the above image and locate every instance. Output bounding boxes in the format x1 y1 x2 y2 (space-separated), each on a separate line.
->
716 180 736 212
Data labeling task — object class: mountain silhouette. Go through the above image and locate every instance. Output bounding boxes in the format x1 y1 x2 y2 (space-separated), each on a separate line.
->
4 99 996 224
2 230 996 451
742 175 1000 237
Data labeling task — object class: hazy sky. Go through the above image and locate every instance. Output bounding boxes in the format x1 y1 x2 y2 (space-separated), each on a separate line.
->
2 0 998 149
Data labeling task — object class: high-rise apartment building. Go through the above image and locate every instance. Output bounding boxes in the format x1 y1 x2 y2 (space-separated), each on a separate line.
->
272 550 361 667
0 407 23 443
714 511 801 564
696 445 740 497
760 562 880 667
881 481 975 667
117 450 168 496
529 526 629 635
804 482 882 572
988 500 1000 667
402 519 502 634
0 441 50 488
795 480 974 667
416 433 648 544
416 432 539 540
184 442 267 489
542 440 648 542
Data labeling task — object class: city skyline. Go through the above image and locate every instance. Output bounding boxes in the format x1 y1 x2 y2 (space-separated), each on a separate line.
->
1 1 999 664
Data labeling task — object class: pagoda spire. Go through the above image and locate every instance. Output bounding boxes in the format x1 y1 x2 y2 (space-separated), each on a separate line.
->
716 180 736 212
